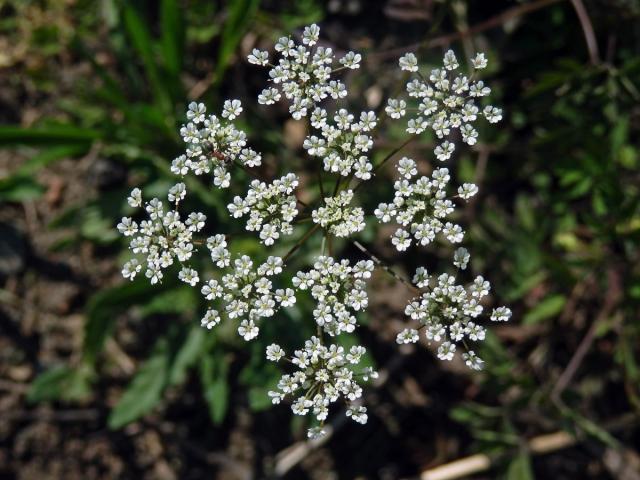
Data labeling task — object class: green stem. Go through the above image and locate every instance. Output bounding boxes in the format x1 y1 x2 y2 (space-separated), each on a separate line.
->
283 224 321 262
353 137 415 193
351 240 420 295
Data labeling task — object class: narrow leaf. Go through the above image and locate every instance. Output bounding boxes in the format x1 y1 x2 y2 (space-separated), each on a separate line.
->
108 344 168 429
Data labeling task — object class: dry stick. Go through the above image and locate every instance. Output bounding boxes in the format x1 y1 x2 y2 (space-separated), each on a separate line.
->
369 0 566 62
420 413 638 480
551 269 622 400
570 0 601 65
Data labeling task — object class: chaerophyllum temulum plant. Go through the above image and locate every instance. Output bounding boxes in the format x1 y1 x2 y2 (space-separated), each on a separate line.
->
117 24 512 440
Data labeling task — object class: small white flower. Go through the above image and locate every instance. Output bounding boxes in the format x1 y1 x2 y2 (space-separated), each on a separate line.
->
399 52 418 72
222 99 243 120
178 267 199 286
340 51 362 69
434 141 455 161
201 309 220 329
127 188 142 208
238 319 259 340
471 52 488 69
483 105 503 123
122 259 141 280
248 48 269 66
258 87 281 105
460 124 478 145
462 350 484 370
412 267 430 288
453 247 470 270
437 341 456 361
443 50 459 70
187 102 206 123
302 24 320 46
346 405 368 424
458 183 478 200
397 157 417 178
385 98 406 119
391 229 411 251
168 182 187 203
491 306 512 322
117 217 138 236
396 328 419 344
266 344 285 362
307 426 326 439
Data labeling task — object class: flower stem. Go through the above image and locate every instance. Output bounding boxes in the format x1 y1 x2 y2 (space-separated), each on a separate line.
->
351 240 420 295
283 224 321 262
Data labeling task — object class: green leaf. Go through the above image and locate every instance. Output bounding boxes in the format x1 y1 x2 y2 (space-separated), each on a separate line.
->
108 342 169 429
523 294 566 325
506 450 534 480
0 175 45 202
515 194 536 231
160 0 185 77
200 353 230 424
139 286 198 317
215 0 261 84
0 125 99 146
563 409 620 449
168 326 206 386
27 365 92 403
83 279 170 363
79 206 120 243
122 4 171 113
248 386 272 411
17 145 88 175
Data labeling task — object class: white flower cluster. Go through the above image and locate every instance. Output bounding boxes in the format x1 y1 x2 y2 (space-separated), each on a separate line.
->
248 24 361 119
228 174 299 245
173 101 261 188
396 252 512 370
391 50 502 159
200 235 294 340
375 158 475 251
116 24 510 440
312 190 365 237
266 337 377 434
293 256 374 336
303 108 376 180
118 185 205 285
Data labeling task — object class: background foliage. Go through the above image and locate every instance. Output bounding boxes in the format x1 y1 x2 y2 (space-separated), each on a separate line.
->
1 0 639 478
